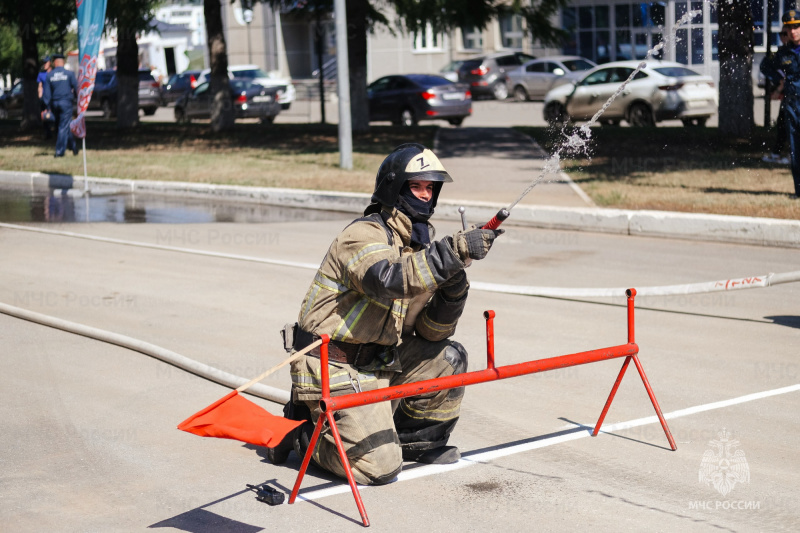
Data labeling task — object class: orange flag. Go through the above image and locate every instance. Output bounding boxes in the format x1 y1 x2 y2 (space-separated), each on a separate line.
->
177 390 303 448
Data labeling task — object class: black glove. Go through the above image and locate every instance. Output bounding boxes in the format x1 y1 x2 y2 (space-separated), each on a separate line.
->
452 227 503 262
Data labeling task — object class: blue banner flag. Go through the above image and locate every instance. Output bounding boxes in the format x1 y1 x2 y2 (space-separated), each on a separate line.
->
70 0 108 139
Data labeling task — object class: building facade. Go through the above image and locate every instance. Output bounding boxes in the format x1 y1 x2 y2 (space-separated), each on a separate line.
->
214 1 796 86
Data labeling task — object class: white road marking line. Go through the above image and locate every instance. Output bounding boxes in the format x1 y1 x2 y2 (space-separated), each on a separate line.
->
292 383 800 503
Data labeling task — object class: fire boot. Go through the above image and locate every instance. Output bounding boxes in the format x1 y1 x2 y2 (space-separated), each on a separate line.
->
267 431 294 465
267 401 312 464
402 445 461 465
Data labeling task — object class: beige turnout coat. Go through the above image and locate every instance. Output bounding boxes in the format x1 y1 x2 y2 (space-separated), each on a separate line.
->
297 206 468 347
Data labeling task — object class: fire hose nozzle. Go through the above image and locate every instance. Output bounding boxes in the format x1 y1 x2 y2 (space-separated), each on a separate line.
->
482 208 510 230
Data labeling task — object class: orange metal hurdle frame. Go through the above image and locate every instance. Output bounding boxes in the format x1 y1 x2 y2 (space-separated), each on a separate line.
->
288 288 676 527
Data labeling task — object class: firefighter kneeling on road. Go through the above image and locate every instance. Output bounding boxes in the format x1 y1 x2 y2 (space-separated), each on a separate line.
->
270 143 503 485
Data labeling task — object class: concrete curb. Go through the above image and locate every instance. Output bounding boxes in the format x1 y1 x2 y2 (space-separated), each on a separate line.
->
1 170 798 248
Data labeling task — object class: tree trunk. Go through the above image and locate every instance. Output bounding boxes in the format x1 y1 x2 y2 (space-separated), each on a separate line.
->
18 0 40 131
346 0 369 134
116 25 140 128
315 13 326 124
718 2 754 139
204 0 234 132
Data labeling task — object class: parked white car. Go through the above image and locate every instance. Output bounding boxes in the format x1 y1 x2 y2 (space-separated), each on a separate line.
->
543 60 718 127
198 65 296 109
506 56 596 101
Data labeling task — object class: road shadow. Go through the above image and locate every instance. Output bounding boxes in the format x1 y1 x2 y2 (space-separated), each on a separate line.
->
148 487 261 533
0 120 439 155
559 417 674 452
764 315 800 329
148 475 364 531
436 127 547 160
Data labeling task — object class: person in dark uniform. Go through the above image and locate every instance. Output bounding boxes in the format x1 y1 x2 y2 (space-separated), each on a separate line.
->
762 10 800 198
37 55 53 140
41 53 78 157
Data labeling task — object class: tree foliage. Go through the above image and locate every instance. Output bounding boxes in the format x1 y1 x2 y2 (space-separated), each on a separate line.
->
273 0 569 133
0 23 23 81
0 0 77 128
394 0 568 45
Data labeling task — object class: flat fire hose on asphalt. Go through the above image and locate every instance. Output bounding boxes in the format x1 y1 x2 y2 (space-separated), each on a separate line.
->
3 265 799 408
0 302 291 404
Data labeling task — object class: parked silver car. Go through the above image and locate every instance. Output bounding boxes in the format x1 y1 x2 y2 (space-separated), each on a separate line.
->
543 60 718 127
506 56 596 101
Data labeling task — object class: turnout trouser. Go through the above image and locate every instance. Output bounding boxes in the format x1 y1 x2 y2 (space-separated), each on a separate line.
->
290 335 468 485
52 100 75 157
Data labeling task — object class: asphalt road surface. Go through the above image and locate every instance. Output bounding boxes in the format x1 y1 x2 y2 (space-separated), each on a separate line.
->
2 215 798 532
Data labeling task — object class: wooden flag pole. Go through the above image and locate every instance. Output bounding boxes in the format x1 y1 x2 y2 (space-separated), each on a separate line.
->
236 339 322 393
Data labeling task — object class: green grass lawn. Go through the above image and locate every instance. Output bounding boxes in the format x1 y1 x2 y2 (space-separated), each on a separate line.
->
1 119 798 220
517 125 799 220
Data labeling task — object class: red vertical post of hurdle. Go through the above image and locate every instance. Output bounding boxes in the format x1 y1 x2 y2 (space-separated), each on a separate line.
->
485 310 496 370
288 335 371 527
591 289 676 451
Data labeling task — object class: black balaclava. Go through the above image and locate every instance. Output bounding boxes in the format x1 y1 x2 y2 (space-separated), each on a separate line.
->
396 182 434 247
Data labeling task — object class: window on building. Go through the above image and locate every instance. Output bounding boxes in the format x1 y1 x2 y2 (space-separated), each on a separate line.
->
711 30 718 61
751 1 799 50
596 6 610 28
579 6 594 28
652 32 664 59
461 26 483 51
691 28 704 64
499 13 524 49
676 1 687 21
413 23 444 52
616 4 630 27
565 3 675 64
562 8 578 55
632 3 645 26
616 29 632 60
651 2 665 26
635 33 648 59
597 31 610 62
676 28 688 64
691 1 704 23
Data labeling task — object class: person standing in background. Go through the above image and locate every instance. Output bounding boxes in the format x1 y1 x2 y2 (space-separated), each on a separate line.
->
762 11 800 198
37 55 53 140
42 54 78 158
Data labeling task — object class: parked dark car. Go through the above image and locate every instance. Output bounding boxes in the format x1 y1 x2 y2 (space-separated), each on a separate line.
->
457 52 536 100
174 79 283 123
0 81 24 119
88 69 161 118
88 70 117 118
160 70 202 106
367 74 471 127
